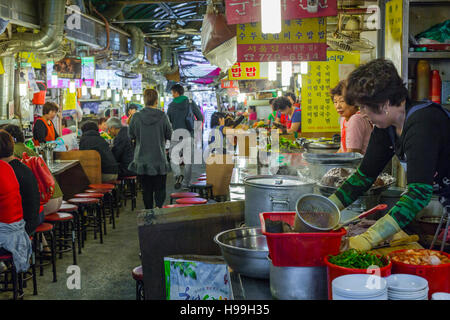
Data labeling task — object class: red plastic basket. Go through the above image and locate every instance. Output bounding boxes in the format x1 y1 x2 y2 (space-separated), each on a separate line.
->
32 81 47 105
259 212 346 267
388 249 450 298
324 255 392 300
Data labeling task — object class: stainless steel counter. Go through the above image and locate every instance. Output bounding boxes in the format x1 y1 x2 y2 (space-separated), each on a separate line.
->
230 271 272 300
47 160 80 175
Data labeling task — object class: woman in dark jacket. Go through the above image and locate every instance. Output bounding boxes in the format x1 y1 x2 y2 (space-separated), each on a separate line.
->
79 121 119 182
128 89 173 209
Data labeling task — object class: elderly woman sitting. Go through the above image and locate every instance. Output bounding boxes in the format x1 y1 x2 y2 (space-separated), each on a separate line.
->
106 117 136 178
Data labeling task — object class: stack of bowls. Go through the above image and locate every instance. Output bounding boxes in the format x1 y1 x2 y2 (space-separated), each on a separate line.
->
432 292 450 300
386 274 429 300
332 274 388 300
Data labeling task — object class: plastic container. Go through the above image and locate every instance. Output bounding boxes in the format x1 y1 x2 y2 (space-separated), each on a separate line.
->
259 212 346 267
430 70 442 104
416 60 430 101
324 255 392 300
32 81 47 105
388 249 450 299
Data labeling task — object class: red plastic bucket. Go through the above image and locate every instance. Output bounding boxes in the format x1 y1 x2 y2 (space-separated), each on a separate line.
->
324 255 392 300
32 81 47 105
388 249 450 298
260 212 346 267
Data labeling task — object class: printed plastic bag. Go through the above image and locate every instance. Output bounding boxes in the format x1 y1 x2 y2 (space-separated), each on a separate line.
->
164 255 231 300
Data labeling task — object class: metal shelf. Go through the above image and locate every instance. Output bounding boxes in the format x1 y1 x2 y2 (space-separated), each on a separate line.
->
408 51 450 59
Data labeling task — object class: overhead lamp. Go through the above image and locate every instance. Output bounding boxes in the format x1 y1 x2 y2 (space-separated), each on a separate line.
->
237 93 246 103
136 94 141 101
300 62 308 75
277 90 282 97
106 83 112 99
81 78 87 96
261 0 281 34
69 80 76 93
128 88 133 98
268 62 277 81
91 81 100 96
281 61 292 87
19 82 28 97
51 72 58 87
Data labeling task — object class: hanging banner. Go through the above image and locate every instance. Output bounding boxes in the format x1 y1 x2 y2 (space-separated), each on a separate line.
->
385 0 403 73
19 52 41 69
221 80 239 88
238 79 280 93
47 57 95 88
236 18 327 62
228 62 268 80
225 0 337 25
301 51 360 133
63 89 77 111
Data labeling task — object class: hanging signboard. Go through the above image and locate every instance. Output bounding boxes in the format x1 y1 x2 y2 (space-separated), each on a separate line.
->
385 0 403 73
19 52 42 69
238 79 280 93
47 57 95 88
63 89 77 111
225 0 337 25
301 51 360 133
228 62 268 80
221 80 239 89
236 18 327 62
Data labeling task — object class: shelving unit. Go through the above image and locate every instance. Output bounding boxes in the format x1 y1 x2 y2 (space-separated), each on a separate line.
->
408 52 450 59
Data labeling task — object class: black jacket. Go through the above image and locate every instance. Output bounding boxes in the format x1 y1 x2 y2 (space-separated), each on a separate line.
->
112 127 136 177
9 159 41 235
79 130 118 174
167 96 203 132
33 118 59 144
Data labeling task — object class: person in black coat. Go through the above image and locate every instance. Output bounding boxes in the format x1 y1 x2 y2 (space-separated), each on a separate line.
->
79 121 119 182
0 130 42 235
106 117 136 178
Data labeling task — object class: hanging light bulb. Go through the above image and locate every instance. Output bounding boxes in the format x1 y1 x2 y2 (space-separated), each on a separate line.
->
51 72 58 87
300 62 308 74
19 82 28 97
268 62 277 81
281 61 292 87
128 88 133 98
81 78 87 96
140 96 144 104
136 94 141 101
106 83 112 99
261 0 281 34
277 90 282 97
69 80 76 93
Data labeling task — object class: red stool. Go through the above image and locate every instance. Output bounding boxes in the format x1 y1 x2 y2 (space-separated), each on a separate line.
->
0 253 23 299
132 265 144 300
34 223 57 283
85 190 116 230
189 182 213 199
162 204 193 208
88 184 114 190
120 176 137 211
68 198 103 247
169 192 200 204
45 213 77 265
89 184 118 219
75 193 110 235
58 204 81 254
175 197 208 205
197 177 207 181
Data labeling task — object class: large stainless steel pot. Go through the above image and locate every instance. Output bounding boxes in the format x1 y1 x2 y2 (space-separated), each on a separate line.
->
269 258 328 300
304 141 340 154
303 153 363 182
244 175 315 227
214 227 270 279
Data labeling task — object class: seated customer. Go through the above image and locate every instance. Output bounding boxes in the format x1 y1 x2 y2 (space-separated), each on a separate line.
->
80 121 118 182
4 124 64 215
106 117 136 178
0 159 32 272
0 130 41 236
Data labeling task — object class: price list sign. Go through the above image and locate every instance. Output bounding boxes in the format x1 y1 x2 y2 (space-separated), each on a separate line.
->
236 18 327 62
301 51 360 133
228 62 268 80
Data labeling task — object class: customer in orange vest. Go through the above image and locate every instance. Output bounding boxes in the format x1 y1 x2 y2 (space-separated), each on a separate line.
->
33 102 59 146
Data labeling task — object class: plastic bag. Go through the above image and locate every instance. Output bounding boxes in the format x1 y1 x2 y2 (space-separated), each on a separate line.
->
164 255 231 300
415 19 450 44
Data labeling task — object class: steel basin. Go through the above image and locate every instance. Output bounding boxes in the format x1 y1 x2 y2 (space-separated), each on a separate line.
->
214 227 270 279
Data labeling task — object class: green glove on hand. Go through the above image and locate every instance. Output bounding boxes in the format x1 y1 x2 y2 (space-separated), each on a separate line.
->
328 194 346 211
349 214 401 251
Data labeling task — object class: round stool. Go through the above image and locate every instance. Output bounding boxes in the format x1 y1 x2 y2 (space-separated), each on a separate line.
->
75 193 109 235
68 198 103 246
175 197 208 205
197 177 207 181
169 192 200 204
34 223 57 283
120 176 137 211
0 253 23 299
88 184 114 190
132 265 144 300
162 204 193 208
189 181 213 199
85 189 116 229
58 204 81 254
44 213 77 265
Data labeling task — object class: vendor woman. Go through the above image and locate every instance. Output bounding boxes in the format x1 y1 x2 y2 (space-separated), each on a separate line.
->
331 80 373 154
329 59 450 251
273 97 301 135
33 101 59 146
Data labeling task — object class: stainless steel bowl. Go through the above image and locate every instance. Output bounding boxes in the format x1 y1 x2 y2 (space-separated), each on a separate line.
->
214 227 270 279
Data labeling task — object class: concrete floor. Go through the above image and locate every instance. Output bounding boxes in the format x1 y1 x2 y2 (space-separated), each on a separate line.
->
0 163 206 300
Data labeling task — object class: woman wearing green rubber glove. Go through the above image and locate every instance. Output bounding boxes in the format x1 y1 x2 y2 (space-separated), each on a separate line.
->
328 59 450 251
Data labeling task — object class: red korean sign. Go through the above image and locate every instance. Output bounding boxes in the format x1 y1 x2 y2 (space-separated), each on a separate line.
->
221 80 239 88
225 0 337 25
237 43 328 62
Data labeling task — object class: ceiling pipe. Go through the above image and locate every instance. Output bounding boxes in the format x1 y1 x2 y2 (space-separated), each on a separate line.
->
0 0 65 56
125 25 145 67
147 45 173 72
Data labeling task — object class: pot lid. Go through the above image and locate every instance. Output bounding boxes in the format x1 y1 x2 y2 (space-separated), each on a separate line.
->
306 142 340 149
244 175 314 187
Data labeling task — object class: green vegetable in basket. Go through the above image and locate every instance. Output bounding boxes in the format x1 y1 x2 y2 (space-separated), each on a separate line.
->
327 249 388 269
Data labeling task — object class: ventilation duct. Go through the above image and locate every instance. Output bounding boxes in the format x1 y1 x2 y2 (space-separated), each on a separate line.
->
0 56 14 120
147 45 178 74
0 0 65 56
125 25 145 67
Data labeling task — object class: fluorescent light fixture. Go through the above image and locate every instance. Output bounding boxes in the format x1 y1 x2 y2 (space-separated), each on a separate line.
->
268 62 277 81
300 62 308 74
136 94 141 101
281 61 292 87
298 74 302 87
261 0 281 34
237 93 246 103
51 72 58 86
81 79 87 96
69 80 76 93
19 83 27 96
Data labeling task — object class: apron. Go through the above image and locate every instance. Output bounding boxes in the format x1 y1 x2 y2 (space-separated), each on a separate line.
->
286 108 301 130
33 117 56 146
388 101 450 206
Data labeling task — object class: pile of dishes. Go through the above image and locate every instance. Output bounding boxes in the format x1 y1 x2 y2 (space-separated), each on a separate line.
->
332 274 388 300
386 274 429 300
431 292 450 300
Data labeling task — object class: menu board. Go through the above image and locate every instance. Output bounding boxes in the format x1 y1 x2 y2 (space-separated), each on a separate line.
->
238 79 280 93
236 18 327 62
95 69 122 89
228 62 268 80
301 51 360 133
47 56 95 88
123 74 143 94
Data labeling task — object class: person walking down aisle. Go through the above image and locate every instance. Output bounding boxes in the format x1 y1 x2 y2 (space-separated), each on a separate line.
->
33 102 59 146
128 89 173 209
167 84 203 190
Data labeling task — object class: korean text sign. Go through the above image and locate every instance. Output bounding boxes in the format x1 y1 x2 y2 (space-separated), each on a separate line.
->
236 18 327 62
301 51 360 133
228 62 268 80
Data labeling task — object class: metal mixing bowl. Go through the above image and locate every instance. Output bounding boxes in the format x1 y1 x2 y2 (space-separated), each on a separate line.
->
214 227 270 279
